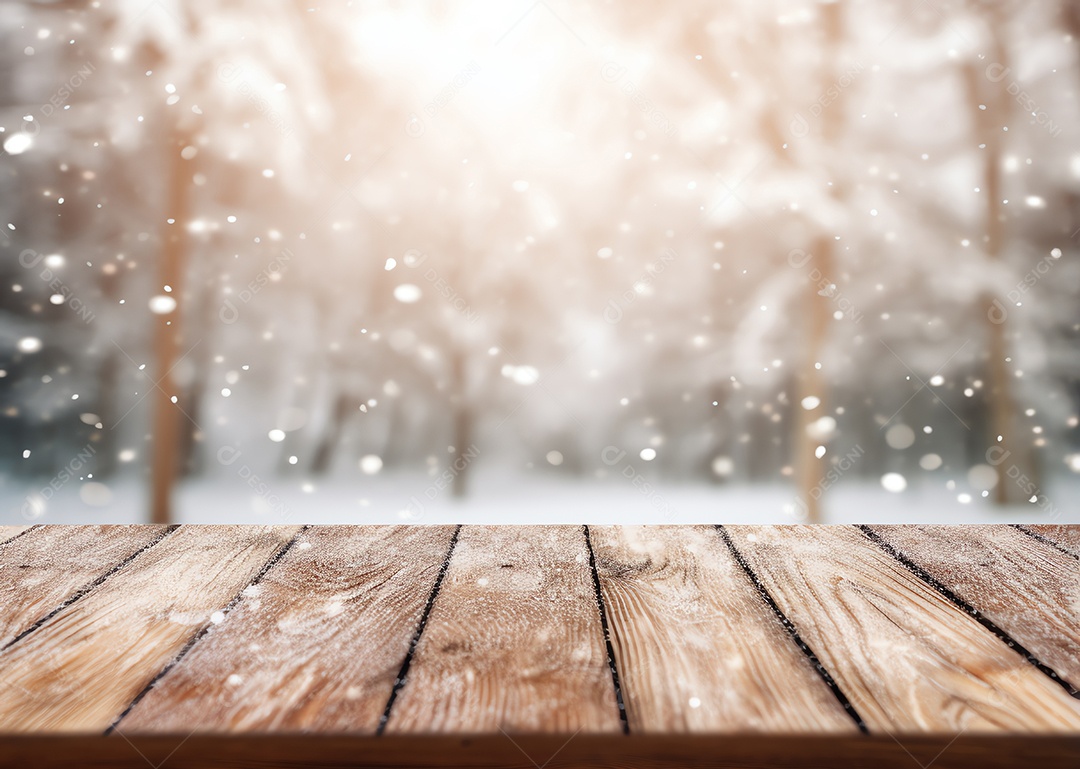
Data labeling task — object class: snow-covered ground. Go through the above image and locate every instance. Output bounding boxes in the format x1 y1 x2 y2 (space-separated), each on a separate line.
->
2 468 1076 525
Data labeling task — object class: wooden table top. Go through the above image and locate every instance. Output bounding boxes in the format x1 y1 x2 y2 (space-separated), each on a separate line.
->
0 523 1077 768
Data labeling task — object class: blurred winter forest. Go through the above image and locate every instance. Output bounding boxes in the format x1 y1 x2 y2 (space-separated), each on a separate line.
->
1 0 1079 524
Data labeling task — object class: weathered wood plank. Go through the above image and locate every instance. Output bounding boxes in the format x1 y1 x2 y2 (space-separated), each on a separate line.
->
0 525 300 732
122 526 457 732
1023 525 1080 558
0 525 169 650
385 526 621 734
590 525 856 733
725 525 1080 732
0 526 33 545
868 525 1080 692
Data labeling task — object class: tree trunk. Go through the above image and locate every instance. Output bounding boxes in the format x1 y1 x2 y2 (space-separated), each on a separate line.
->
176 282 215 478
794 235 834 523
793 4 845 523
963 13 1029 504
311 392 350 475
93 217 125 478
450 350 472 499
451 403 473 499
149 130 191 524
95 347 124 478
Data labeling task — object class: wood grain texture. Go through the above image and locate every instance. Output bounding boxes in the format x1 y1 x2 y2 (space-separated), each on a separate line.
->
0 525 169 649
0 525 300 732
0 526 33 545
1024 525 1080 557
385 526 621 734
590 525 856 733
122 526 457 732
1 734 1078 769
725 525 1080 732
869 525 1080 691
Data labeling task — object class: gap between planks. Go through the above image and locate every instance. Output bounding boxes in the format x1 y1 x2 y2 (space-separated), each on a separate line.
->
715 525 868 732
0 526 38 546
726 525 1080 731
376 525 463 735
1 526 178 652
582 525 630 734
382 526 622 734
1011 525 1080 562
0 526 304 732
862 524 1080 698
108 526 311 733
119 526 459 733
590 525 860 733
1019 525 1080 558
